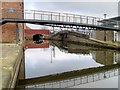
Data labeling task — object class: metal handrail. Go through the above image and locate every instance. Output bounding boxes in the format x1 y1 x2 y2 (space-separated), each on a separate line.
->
2 9 119 30
1 9 103 25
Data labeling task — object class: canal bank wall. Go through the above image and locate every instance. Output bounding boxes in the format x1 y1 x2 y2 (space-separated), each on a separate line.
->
50 31 120 50
17 64 119 87
2 44 24 89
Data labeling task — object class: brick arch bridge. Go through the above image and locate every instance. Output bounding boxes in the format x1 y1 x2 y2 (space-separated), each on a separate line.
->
25 29 50 48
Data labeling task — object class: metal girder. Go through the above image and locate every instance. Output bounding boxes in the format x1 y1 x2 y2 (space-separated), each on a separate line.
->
1 18 120 31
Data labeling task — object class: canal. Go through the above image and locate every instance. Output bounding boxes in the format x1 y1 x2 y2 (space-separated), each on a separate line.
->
16 40 119 88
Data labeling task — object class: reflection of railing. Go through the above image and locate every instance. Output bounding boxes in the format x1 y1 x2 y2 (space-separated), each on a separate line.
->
25 68 118 88
2 9 102 26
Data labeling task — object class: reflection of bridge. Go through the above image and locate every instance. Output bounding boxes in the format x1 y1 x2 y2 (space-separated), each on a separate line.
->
25 40 49 49
1 9 119 31
25 29 49 40
17 64 119 88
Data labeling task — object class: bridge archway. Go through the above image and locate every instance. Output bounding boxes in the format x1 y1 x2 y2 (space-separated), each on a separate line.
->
33 34 44 44
25 29 50 48
25 29 50 40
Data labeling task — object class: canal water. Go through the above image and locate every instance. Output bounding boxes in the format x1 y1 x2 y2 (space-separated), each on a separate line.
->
17 40 119 88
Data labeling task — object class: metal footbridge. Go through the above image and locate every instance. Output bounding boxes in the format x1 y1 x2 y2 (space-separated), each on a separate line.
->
1 9 120 31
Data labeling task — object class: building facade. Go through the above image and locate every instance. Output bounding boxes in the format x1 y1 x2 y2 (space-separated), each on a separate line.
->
1 1 24 43
95 30 114 42
98 16 120 42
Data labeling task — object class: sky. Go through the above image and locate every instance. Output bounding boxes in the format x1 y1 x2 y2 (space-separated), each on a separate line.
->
24 0 119 29
24 1 119 18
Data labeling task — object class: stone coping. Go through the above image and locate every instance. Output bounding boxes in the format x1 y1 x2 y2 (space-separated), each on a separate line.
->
1 43 23 89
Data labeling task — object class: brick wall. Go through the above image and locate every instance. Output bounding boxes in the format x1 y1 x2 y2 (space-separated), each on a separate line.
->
2 23 16 43
95 30 114 42
2 1 24 43
25 29 50 40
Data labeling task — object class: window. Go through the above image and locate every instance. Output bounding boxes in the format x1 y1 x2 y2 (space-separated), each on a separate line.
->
9 8 14 12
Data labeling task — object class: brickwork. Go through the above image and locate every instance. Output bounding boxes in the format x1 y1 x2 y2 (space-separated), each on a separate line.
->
1 1 24 43
25 29 50 40
95 30 114 42
2 23 16 43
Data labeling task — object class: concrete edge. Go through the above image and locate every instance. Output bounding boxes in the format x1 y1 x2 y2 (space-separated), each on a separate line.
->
8 46 23 88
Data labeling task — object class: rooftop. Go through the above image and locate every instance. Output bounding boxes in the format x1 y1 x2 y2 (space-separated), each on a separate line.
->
100 16 120 22
98 16 120 29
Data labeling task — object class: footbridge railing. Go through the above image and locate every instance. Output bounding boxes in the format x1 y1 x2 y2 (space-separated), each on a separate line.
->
1 9 119 30
2 9 102 25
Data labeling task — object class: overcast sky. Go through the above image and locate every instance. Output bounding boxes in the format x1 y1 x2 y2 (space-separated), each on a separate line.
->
24 1 119 18
24 0 119 29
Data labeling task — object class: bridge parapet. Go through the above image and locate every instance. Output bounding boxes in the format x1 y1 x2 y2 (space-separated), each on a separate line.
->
2 9 103 26
2 9 119 30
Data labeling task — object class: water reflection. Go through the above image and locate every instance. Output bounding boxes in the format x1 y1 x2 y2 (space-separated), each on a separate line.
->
50 40 119 65
17 40 119 88
24 40 119 79
25 46 102 79
92 51 116 65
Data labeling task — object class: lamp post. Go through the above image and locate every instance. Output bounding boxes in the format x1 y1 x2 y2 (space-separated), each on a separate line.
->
104 14 107 19
104 14 107 41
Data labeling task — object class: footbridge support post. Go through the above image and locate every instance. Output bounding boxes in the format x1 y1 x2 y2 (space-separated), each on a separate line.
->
16 22 19 44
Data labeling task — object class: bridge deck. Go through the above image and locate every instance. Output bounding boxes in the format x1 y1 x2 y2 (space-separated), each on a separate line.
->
1 18 119 31
1 9 120 31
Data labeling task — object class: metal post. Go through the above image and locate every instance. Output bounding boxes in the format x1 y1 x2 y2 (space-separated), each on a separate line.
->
92 18 94 25
22 24 24 42
80 16 82 23
73 15 75 22
104 14 107 41
59 13 60 21
16 22 19 44
86 16 88 24
33 10 35 19
66 14 68 22
22 10 24 42
51 12 52 21
69 16 70 22
42 12 44 20
94 17 96 25
53 26 55 33
41 13 42 20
